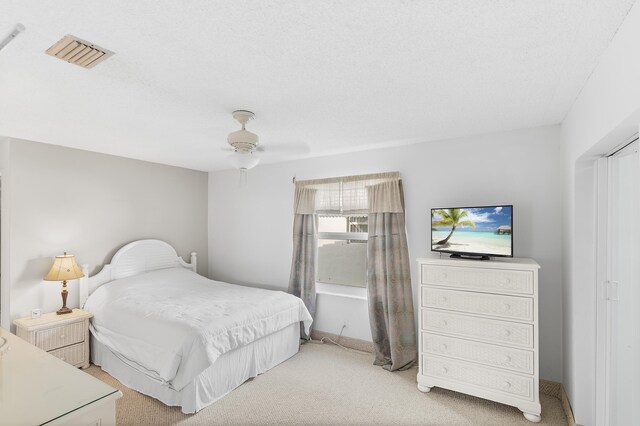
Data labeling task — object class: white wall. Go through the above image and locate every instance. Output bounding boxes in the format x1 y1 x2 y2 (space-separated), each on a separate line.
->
209 125 563 381
560 2 640 424
1 138 208 330
0 138 11 329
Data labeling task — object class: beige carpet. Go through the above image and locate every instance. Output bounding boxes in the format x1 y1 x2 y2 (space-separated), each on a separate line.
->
86 343 568 426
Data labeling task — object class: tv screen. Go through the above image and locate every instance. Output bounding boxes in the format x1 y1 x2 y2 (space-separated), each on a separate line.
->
431 205 513 259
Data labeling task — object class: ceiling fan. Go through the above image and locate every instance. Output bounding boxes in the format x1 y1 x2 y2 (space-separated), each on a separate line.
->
225 110 261 173
224 110 310 185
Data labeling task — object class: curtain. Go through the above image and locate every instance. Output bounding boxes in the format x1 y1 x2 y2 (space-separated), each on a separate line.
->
367 180 417 371
288 186 318 339
295 172 400 214
288 171 415 356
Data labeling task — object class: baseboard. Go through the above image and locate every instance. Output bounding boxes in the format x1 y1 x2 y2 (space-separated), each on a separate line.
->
309 330 374 353
560 385 579 426
540 379 579 426
539 379 562 399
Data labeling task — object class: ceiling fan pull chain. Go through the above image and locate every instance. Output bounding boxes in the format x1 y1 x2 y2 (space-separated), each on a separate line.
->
239 168 248 188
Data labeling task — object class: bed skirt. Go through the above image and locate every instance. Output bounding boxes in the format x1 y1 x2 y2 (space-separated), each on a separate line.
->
91 322 301 413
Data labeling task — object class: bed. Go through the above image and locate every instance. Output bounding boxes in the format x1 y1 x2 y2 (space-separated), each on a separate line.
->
79 239 312 413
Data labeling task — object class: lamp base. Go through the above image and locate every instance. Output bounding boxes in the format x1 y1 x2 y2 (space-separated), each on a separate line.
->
57 280 73 315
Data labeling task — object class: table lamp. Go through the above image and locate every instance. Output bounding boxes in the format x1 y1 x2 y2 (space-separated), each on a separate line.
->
44 252 85 315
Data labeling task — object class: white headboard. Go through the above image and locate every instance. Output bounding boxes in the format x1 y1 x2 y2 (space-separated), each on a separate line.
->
79 239 197 307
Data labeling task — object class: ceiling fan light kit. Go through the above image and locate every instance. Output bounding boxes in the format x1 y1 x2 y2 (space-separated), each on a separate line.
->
226 110 261 185
227 150 260 170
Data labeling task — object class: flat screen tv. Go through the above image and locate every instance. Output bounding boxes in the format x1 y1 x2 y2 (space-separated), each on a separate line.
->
431 205 513 260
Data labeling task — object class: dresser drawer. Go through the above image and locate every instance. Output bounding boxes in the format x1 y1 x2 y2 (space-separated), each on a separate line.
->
423 355 534 400
49 342 86 366
422 332 534 374
422 309 533 348
422 287 533 321
422 265 533 295
36 321 85 351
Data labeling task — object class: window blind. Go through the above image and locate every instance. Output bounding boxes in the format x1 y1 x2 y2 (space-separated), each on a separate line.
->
293 171 402 214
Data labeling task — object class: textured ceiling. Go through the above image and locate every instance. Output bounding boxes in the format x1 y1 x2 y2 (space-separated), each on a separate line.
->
0 1 636 171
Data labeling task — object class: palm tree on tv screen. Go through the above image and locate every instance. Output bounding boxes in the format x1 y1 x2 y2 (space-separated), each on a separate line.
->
433 208 476 245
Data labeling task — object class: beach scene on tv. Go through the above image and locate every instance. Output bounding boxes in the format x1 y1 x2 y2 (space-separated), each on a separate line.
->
431 206 512 256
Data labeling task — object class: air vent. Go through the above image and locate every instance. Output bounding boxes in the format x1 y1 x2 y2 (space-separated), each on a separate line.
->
45 35 114 68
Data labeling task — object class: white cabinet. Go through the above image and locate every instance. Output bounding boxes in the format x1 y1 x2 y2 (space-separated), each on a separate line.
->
417 256 541 422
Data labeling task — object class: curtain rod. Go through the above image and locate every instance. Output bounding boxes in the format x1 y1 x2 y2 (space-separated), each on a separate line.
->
292 171 400 185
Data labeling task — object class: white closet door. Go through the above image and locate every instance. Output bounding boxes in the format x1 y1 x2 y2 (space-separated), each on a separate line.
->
606 139 640 426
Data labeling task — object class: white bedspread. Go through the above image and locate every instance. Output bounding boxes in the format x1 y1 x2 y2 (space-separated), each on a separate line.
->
84 268 312 391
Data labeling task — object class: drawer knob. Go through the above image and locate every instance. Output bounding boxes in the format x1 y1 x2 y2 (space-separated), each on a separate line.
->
440 273 447 280
503 380 512 389
502 329 511 337
440 343 448 352
503 303 511 311
440 296 448 304
441 367 448 375
501 277 511 284
59 334 65 339
502 355 512 364
439 320 448 328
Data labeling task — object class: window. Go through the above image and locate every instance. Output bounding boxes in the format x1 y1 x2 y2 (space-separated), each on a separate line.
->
294 172 398 288
317 214 368 287
348 216 368 233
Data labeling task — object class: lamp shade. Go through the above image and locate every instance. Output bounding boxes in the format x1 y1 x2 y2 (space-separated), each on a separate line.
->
228 150 260 170
43 253 84 282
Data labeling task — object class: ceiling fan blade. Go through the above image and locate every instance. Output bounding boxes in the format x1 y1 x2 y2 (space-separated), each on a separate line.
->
258 142 310 155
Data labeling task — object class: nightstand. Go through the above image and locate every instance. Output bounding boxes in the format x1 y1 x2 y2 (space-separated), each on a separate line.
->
13 308 93 368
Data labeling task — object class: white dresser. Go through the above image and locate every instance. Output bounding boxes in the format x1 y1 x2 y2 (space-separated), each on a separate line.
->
416 256 541 422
